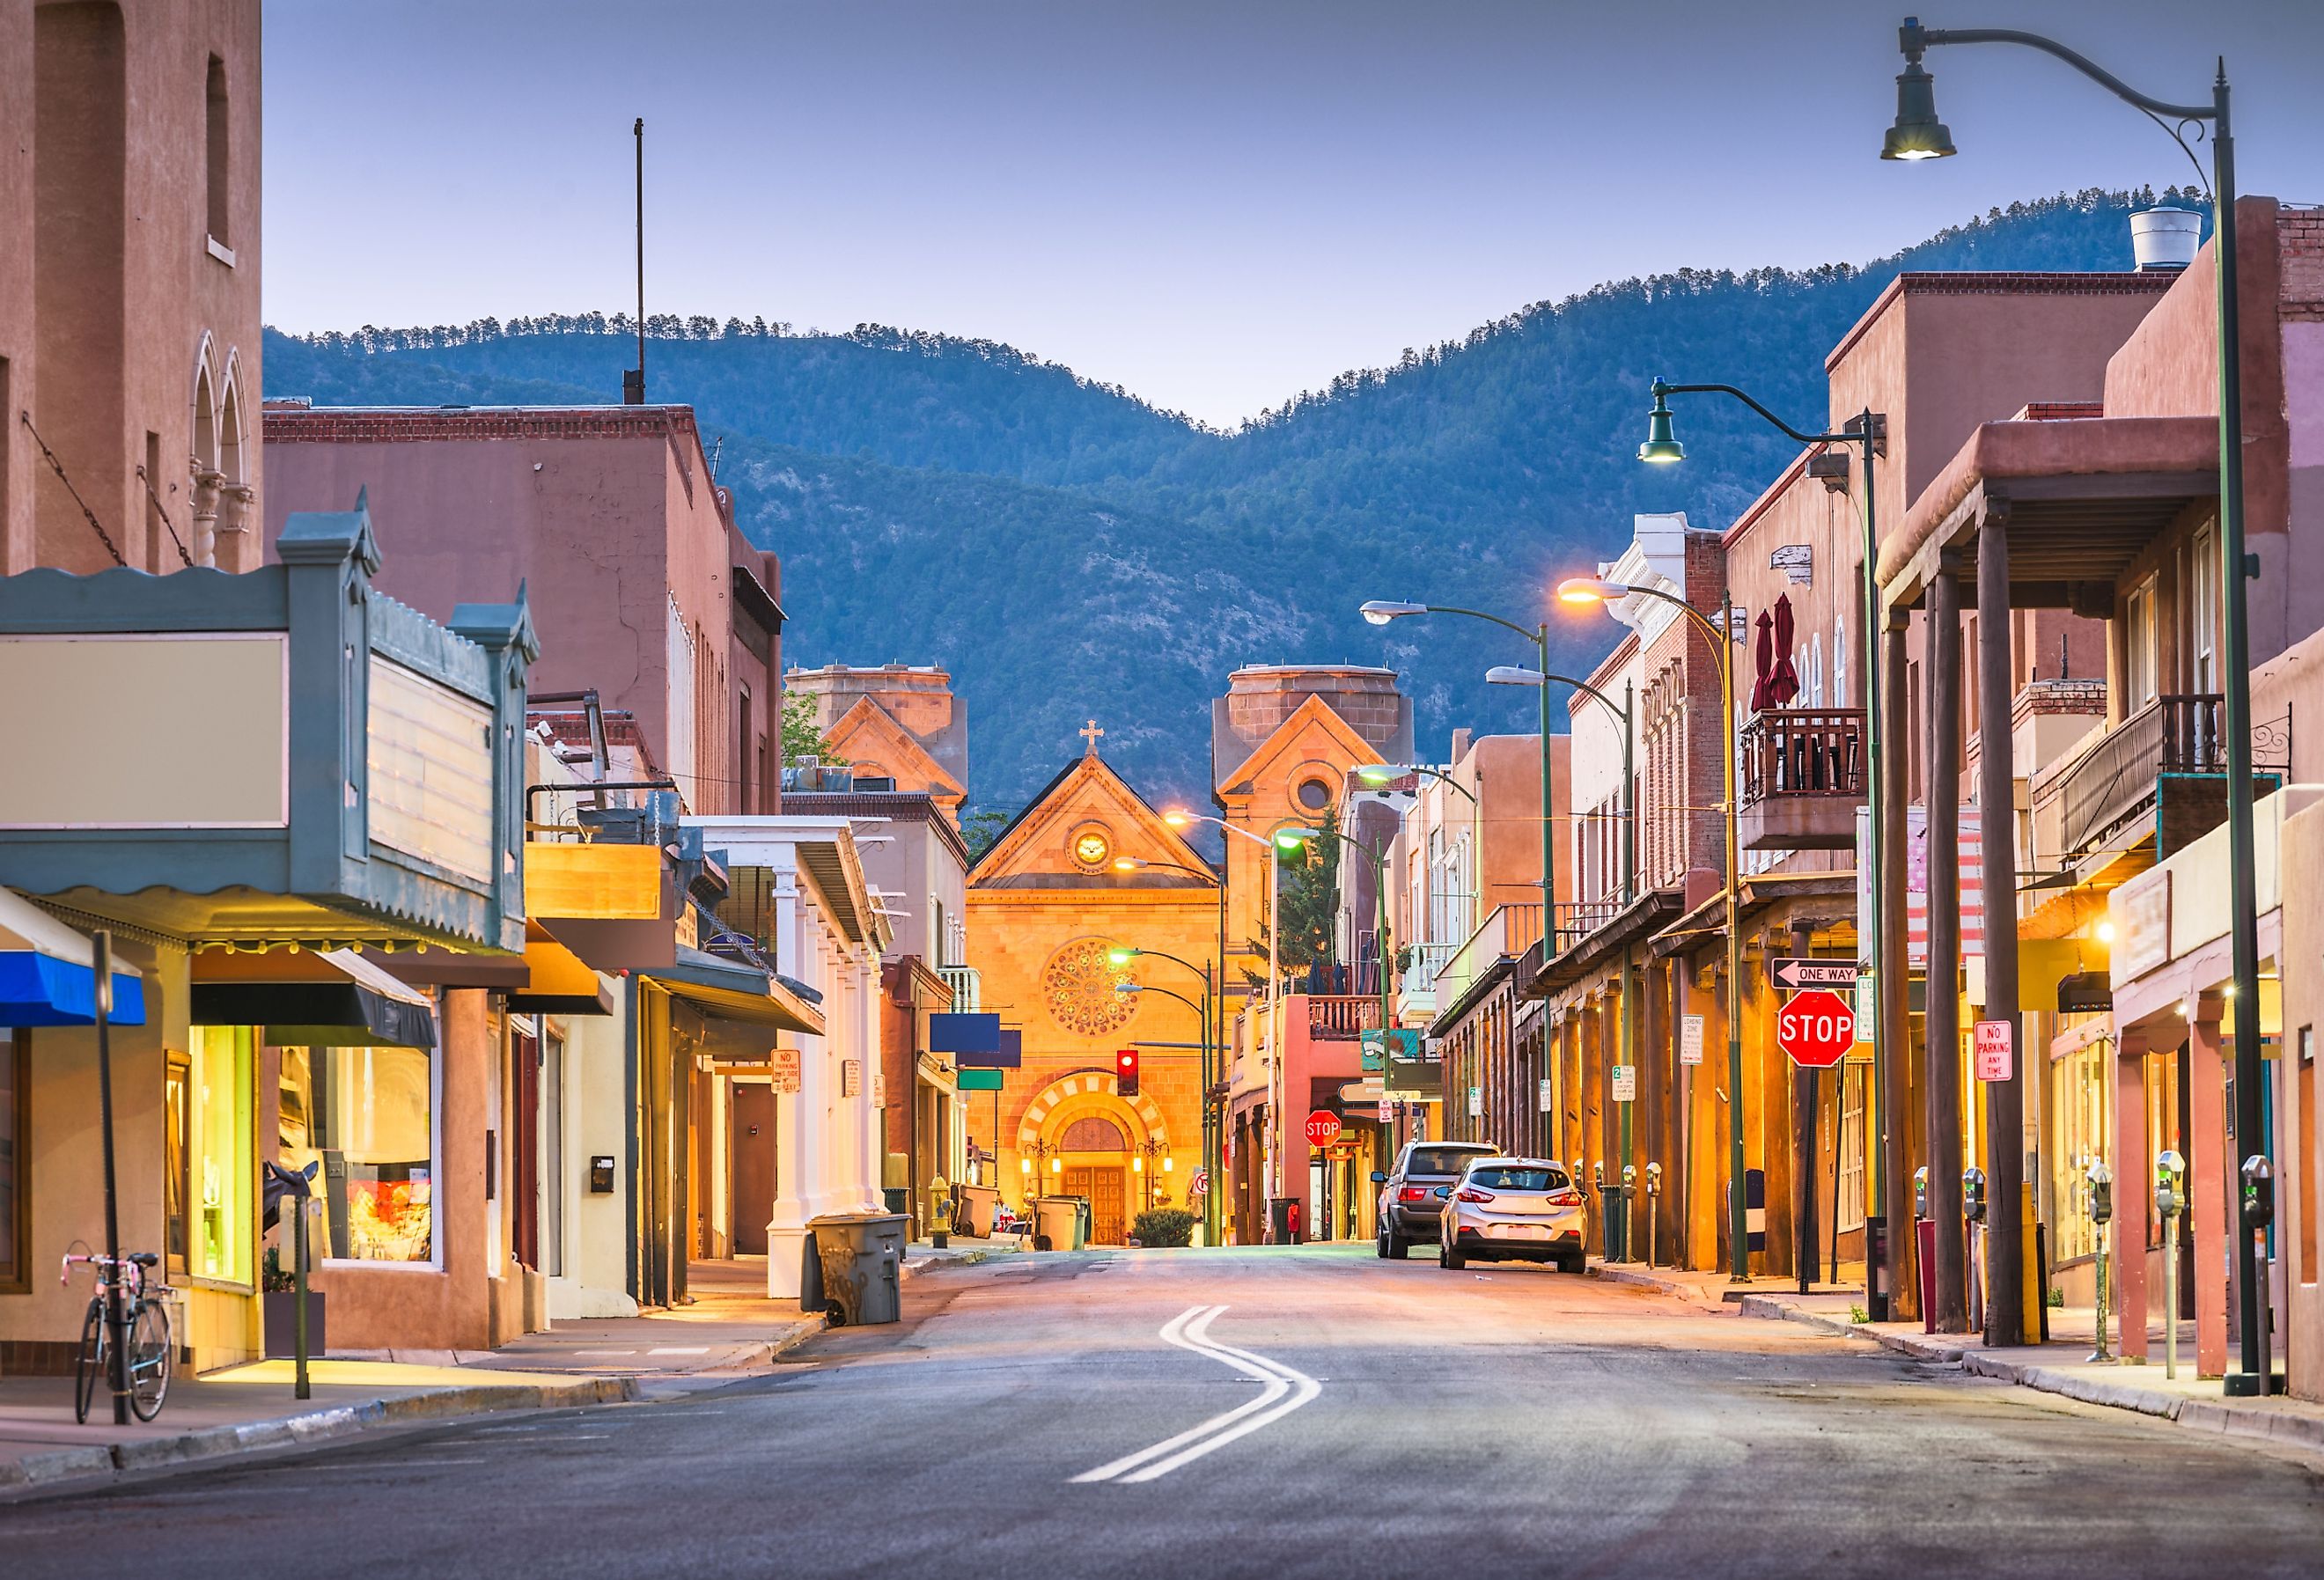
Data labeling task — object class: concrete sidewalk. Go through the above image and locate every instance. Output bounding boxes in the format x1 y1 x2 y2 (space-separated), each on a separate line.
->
3 1239 1026 1497
1592 1258 2324 1453
0 1358 634 1496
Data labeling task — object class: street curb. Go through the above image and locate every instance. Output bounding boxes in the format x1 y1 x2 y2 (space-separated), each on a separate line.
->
1590 1260 2324 1455
0 1373 639 1499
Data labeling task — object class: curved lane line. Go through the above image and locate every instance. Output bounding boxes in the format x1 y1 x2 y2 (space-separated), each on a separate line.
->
1115 1312 1320 1482
1073 1304 1323 1485
1070 1305 1288 1485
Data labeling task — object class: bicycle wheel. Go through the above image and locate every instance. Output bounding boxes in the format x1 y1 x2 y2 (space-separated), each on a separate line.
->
73 1299 103 1424
127 1300 172 1422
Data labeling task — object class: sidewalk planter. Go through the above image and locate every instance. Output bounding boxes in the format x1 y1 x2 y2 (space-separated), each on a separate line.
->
261 1291 327 1360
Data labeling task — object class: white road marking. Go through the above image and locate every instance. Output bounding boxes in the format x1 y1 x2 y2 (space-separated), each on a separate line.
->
1072 1304 1321 1485
648 1346 713 1355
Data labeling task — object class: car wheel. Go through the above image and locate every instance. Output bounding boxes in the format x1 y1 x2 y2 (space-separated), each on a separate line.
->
1386 1232 1409 1260
1560 1253 1585 1275
1444 1238 1467 1271
1376 1224 1388 1259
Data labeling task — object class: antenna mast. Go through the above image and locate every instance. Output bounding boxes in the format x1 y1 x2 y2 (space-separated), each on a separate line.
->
624 117 645 404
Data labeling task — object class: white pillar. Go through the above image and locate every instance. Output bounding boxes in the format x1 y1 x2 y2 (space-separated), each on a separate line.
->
767 867 824 1298
859 950 886 1214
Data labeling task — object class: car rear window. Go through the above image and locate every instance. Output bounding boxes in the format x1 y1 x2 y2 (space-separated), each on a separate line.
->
1408 1147 1491 1177
1468 1166 1566 1191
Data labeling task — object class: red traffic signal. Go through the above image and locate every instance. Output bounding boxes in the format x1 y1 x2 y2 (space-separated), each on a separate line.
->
1115 1047 1141 1097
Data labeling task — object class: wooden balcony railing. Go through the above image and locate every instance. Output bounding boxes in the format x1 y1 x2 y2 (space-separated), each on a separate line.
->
1741 708 1865 806
1306 996 1384 1036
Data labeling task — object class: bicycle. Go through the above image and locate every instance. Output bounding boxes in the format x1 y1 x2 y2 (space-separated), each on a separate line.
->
60 1250 172 1424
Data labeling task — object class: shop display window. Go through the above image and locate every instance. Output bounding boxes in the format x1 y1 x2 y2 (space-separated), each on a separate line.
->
164 1052 190 1275
189 1025 254 1285
278 1042 438 1265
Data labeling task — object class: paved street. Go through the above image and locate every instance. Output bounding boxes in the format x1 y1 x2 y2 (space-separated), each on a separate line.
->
4 1246 2320 1578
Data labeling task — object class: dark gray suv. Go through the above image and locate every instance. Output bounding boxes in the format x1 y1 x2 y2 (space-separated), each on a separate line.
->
1372 1140 1497 1259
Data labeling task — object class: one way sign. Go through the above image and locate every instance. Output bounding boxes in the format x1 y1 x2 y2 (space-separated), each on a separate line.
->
1771 957 1861 990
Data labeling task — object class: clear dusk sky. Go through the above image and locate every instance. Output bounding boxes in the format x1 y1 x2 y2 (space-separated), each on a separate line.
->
263 0 2324 427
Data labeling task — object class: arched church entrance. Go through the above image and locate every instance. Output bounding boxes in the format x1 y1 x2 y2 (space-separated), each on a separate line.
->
1019 1070 1169 1246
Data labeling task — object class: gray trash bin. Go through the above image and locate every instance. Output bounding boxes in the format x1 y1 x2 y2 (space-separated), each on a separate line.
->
1034 1196 1082 1251
959 1185 1001 1238
807 1212 906 1326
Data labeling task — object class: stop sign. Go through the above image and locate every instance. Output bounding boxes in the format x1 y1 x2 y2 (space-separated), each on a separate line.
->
1304 1109 1342 1148
1776 988 1856 1069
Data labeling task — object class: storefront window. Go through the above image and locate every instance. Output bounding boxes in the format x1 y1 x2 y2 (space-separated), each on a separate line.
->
189 1025 254 1285
1 1031 23 1289
164 1053 190 1275
278 1044 436 1265
2048 1032 2111 1264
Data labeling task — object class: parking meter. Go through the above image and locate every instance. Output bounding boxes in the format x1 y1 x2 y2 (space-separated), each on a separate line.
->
2158 1150 2188 1378
2242 1155 2276 1388
2085 1158 2114 1361
1592 1159 1606 1193
2085 1159 2114 1225
1644 1161 1662 1196
1962 1166 1987 1224
2156 1150 2187 1219
2241 1155 2276 1230
1913 1165 1930 1221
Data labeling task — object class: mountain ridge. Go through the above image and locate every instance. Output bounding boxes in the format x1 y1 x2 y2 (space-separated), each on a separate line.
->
261 187 2195 813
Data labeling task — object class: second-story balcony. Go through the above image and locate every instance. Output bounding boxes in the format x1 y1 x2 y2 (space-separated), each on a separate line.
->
2048 694 2290 858
1739 707 1864 851
938 962 982 1013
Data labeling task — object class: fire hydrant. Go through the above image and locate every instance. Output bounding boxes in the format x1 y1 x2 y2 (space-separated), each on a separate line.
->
927 1175 953 1249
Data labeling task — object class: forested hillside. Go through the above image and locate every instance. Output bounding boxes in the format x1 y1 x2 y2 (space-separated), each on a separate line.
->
264 188 2190 812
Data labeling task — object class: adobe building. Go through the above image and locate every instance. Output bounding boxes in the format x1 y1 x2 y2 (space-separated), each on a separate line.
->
261 403 785 818
964 731 1217 1244
786 662 969 826
2 0 264 577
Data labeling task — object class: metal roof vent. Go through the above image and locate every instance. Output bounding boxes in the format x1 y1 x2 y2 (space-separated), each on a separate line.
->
2130 206 2203 272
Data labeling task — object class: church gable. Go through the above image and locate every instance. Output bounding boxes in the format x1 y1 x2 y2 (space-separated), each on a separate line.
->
826 696 965 806
971 747 1210 890
1214 692 1384 799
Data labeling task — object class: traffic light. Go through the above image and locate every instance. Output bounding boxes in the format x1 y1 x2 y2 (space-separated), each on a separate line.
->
1115 1047 1140 1098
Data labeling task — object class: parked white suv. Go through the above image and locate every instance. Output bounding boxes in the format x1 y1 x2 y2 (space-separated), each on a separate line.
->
1437 1157 1585 1274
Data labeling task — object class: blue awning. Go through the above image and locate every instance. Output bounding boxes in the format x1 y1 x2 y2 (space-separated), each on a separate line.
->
0 886 146 1026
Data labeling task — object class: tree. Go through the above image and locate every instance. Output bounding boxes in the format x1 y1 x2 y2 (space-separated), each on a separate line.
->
1247 810 1342 976
781 691 845 768
960 806 1011 862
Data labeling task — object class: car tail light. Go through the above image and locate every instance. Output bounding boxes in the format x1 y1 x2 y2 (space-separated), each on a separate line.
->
1398 1187 1430 1202
1547 1188 1582 1207
1454 1188 1495 1204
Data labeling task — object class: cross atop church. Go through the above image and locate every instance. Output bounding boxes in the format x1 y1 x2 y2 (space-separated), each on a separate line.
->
1079 719 1105 755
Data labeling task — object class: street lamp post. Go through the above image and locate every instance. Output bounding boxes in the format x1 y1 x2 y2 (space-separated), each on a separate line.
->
1490 665 1636 1254
1362 601 1561 948
1166 810 1294 1239
1117 980 1204 1219
1110 870 1227 1246
1560 575 1747 1282
1636 378 1890 1316
1879 14 2264 1390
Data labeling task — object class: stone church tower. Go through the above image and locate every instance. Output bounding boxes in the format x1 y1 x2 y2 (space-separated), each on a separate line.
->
785 662 967 825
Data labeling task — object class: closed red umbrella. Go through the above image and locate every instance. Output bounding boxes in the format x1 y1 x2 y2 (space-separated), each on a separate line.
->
1750 608 1774 712
1769 592 1801 706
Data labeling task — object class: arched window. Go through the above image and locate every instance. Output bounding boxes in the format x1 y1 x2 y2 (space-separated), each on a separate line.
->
1060 1116 1126 1153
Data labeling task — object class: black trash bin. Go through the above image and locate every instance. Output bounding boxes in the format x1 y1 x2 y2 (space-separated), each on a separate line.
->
1269 1196 1305 1245
806 1212 907 1326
